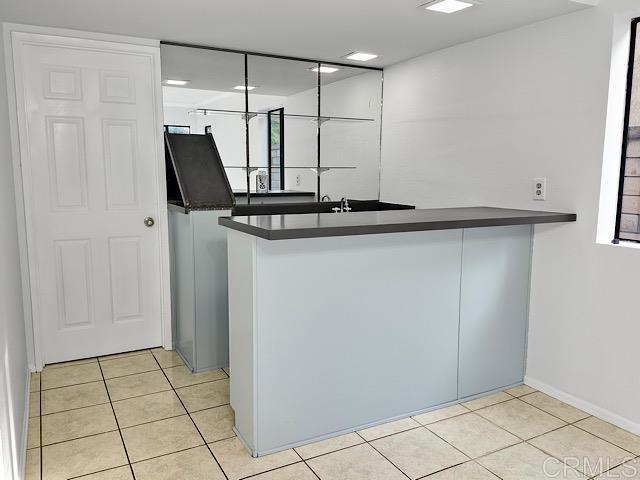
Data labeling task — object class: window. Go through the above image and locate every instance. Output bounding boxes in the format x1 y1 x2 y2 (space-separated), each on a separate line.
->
616 18 640 242
164 125 190 134
267 108 284 190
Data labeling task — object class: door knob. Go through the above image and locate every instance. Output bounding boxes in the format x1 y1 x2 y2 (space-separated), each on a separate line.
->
144 217 155 227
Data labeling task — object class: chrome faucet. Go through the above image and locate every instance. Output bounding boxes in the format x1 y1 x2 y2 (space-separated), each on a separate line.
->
340 197 351 213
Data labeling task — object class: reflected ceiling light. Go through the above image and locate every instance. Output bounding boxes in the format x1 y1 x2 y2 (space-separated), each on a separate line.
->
310 66 340 74
423 0 474 13
344 52 378 62
164 79 190 86
233 85 256 91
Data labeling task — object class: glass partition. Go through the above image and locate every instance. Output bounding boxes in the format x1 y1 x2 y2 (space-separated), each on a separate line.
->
160 44 247 192
319 64 382 201
248 55 319 196
160 43 383 203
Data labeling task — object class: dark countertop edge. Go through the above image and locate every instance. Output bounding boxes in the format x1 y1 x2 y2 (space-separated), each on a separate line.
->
218 212 577 240
168 202 234 213
233 190 316 197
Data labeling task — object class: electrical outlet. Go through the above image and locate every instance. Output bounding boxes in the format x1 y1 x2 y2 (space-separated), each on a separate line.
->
296 174 301 187
533 177 547 201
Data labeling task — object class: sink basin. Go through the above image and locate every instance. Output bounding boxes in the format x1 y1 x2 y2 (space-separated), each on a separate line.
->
231 200 414 216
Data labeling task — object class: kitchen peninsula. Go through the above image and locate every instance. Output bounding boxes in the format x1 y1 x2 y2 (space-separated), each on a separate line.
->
219 207 576 457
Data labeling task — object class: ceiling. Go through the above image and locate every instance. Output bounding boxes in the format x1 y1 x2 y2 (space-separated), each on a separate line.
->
0 0 594 68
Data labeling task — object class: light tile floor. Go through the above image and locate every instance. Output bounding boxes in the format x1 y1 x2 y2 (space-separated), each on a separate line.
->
26 350 640 480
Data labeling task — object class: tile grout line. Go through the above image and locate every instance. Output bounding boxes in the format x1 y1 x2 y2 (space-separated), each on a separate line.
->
149 352 230 480
355 430 413 480
292 449 322 480
40 363 224 393
96 357 137 480
66 463 131 479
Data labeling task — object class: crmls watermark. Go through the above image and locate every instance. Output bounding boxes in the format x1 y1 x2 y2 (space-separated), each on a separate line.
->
543 457 637 478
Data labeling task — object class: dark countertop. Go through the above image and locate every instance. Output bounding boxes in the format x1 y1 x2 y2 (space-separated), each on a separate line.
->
233 190 316 198
218 207 576 240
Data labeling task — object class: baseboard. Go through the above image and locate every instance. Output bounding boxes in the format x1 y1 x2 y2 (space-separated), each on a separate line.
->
16 370 31 480
524 375 640 436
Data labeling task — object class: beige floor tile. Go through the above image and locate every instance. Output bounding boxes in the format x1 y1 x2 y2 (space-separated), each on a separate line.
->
27 417 40 449
413 404 469 426
42 431 127 480
30 394 40 418
100 353 159 379
428 413 520 458
105 370 171 401
164 365 227 388
462 392 512 411
41 381 109 415
191 405 235 443
25 448 41 480
476 399 566 440
306 443 406 480
30 372 41 392
478 442 584 480
76 466 133 479
121 415 203 462
520 392 590 423
208 436 299 480
42 403 117 445
41 363 102 390
358 417 421 441
529 425 633 476
248 462 316 479
575 417 640 455
371 427 469 479
151 348 184 368
505 384 537 397
132 445 225 480
592 458 640 479
427 462 500 480
176 379 229 412
99 349 152 361
113 390 185 428
43 358 97 370
295 432 364 460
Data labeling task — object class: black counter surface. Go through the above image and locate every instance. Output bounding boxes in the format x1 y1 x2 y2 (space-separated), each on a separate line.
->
218 207 576 240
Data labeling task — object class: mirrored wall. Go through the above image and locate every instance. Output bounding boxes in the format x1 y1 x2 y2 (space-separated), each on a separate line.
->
160 43 383 202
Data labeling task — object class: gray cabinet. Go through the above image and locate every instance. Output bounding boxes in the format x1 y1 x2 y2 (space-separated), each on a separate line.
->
169 206 231 372
458 225 532 398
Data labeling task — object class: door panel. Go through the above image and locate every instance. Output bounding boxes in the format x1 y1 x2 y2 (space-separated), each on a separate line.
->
13 33 165 363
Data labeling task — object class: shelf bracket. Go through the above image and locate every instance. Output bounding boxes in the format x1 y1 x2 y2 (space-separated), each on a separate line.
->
242 113 258 121
310 117 330 126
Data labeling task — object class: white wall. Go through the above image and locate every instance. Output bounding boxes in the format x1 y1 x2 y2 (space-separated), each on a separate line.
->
381 0 640 432
0 27 29 480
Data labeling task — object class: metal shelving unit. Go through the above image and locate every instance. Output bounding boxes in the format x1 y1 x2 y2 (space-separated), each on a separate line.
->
189 108 374 124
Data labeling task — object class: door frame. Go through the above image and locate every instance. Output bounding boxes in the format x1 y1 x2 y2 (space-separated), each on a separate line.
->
3 23 173 370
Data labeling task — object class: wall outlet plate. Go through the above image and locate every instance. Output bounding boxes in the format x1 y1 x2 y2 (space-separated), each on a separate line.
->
533 177 547 201
296 174 301 187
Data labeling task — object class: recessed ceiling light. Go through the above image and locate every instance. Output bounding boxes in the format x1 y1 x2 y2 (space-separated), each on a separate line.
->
344 52 378 62
424 0 474 13
233 85 256 91
164 79 190 86
310 66 340 74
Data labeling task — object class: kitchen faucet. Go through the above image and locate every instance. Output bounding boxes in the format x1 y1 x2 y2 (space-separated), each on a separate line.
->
340 197 351 213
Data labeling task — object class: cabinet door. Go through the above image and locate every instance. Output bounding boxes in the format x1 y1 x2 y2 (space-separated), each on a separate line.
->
458 225 532 398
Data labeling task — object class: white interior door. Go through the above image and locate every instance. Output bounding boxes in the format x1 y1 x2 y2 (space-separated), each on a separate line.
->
12 32 167 363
